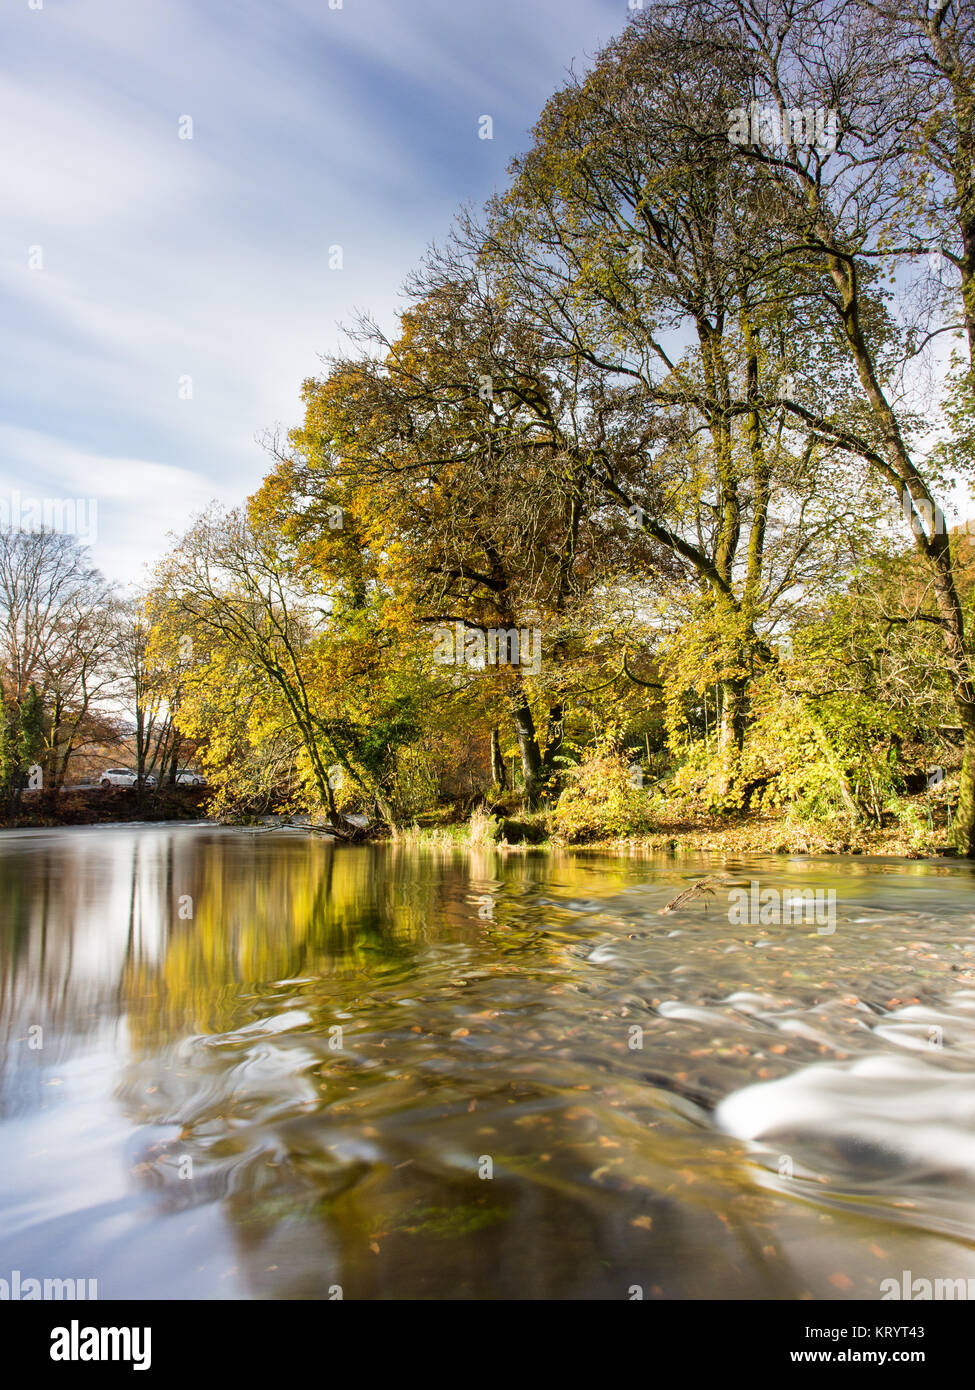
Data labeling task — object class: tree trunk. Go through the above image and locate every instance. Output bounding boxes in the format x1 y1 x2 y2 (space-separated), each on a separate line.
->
541 703 565 796
953 717 975 856
819 240 975 852
135 703 146 789
510 689 544 810
714 678 746 800
490 726 507 791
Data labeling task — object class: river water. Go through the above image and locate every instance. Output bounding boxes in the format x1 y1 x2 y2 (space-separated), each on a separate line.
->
1 825 974 1300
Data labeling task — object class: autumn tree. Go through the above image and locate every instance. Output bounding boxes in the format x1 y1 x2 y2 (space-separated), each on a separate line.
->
640 0 975 847
0 528 116 793
460 12 880 798
152 504 433 826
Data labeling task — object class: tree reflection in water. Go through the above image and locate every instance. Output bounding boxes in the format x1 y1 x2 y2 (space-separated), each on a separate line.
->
3 826 975 1298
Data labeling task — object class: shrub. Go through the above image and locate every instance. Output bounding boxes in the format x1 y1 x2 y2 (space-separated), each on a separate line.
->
552 752 657 842
469 806 502 845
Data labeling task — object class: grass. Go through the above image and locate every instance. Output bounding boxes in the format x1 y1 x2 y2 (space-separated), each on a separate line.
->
391 790 956 859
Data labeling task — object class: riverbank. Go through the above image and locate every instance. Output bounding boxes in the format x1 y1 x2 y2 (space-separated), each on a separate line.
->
583 812 953 858
0 786 209 829
2 789 955 859
397 796 955 858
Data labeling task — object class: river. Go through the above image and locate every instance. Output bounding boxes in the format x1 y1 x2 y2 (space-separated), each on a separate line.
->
1 824 974 1300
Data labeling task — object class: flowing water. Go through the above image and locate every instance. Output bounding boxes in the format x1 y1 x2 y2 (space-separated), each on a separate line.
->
2 824 975 1300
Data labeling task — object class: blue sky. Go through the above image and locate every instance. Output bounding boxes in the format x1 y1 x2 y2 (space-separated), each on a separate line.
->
2 0 627 584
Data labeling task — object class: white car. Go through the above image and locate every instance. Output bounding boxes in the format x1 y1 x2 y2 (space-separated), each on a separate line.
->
100 768 137 788
176 770 206 786
99 769 157 788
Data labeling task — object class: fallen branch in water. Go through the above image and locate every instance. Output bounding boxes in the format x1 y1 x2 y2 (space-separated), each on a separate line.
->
276 818 374 843
658 874 738 915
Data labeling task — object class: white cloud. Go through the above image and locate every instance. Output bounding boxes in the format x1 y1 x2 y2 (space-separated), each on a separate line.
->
0 425 221 585
1 0 626 584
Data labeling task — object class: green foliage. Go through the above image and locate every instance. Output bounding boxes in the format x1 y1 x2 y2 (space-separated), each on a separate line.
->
747 683 906 824
137 3 975 852
552 751 657 843
0 686 47 800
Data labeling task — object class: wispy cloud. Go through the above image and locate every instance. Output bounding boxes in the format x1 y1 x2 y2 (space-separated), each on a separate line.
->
1 0 624 582
0 424 219 587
